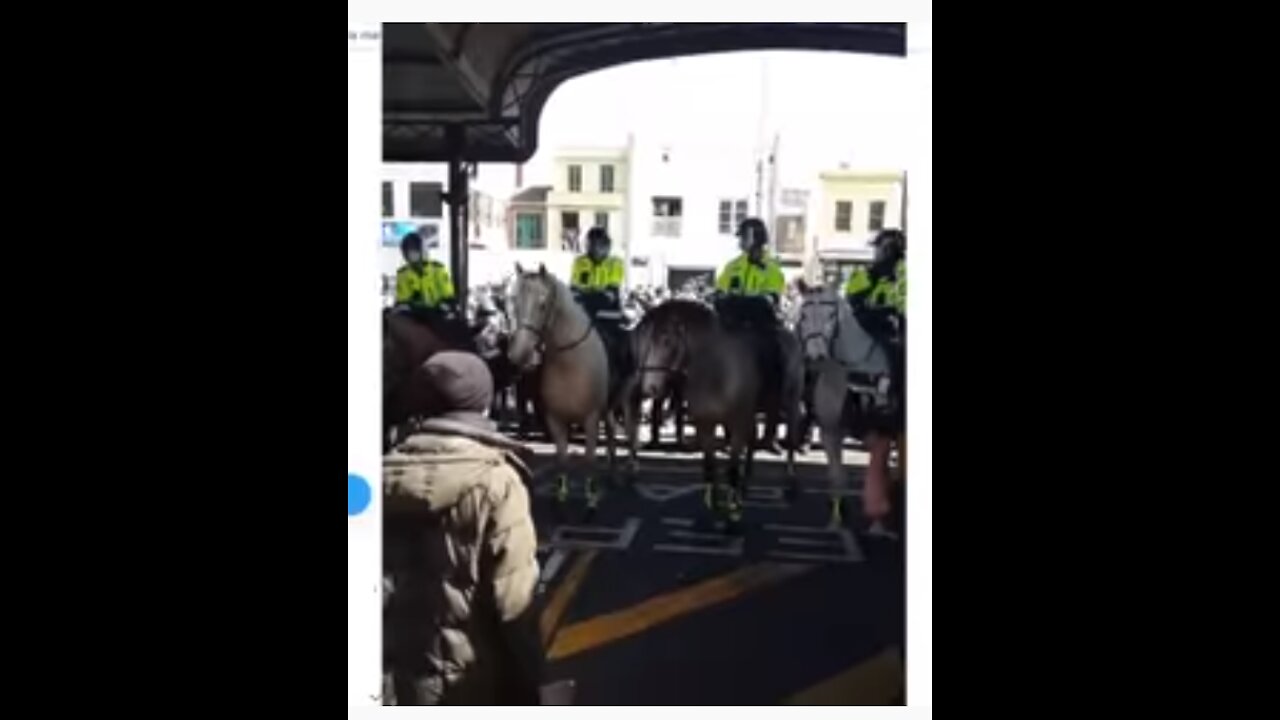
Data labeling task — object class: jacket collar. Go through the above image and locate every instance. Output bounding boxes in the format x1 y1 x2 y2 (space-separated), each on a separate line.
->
413 414 531 458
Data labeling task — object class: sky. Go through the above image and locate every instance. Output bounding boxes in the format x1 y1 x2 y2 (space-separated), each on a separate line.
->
524 49 922 186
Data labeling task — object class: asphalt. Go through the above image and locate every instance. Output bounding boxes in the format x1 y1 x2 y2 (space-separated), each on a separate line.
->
523 436 907 705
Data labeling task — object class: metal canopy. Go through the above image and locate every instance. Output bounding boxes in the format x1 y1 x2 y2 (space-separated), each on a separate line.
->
383 22 907 164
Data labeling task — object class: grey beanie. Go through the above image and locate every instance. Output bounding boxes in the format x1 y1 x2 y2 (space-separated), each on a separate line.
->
421 351 493 415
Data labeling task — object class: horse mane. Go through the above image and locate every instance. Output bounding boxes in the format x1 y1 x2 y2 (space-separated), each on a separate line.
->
634 298 717 348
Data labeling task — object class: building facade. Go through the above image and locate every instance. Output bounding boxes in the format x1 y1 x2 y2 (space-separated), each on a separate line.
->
545 146 630 257
626 136 763 290
812 169 905 286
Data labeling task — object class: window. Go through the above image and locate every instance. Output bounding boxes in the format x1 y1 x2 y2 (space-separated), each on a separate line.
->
835 201 853 232
718 199 748 234
653 197 683 238
515 213 545 249
382 182 394 218
562 211 581 251
868 201 886 232
600 165 615 193
409 182 443 218
594 211 609 232
568 165 582 192
652 197 683 217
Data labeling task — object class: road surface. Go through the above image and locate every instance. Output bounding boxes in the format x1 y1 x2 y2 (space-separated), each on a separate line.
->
525 441 906 705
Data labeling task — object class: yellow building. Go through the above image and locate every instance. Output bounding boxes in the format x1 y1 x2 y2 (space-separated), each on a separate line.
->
546 146 630 255
812 169 905 285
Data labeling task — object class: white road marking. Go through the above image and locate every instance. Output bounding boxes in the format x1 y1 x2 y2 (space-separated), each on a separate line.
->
548 518 642 551
540 549 569 584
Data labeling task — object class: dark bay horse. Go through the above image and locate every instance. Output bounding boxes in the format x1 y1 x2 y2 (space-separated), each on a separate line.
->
628 300 766 527
381 308 489 449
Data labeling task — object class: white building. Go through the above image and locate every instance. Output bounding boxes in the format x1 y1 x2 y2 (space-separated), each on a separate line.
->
626 136 762 290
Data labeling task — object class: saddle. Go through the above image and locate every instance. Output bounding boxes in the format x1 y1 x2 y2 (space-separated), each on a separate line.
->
392 304 473 349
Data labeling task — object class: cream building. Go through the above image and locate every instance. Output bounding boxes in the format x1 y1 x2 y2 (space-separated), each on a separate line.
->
811 169 905 285
545 146 630 257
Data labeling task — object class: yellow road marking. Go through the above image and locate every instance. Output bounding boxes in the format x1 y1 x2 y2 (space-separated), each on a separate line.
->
786 646 904 705
547 562 811 661
539 550 598 646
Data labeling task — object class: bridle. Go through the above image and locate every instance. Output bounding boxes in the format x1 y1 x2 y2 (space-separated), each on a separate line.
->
800 299 841 358
513 280 596 357
636 324 690 384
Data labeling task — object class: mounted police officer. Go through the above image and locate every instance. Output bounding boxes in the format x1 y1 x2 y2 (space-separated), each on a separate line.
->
844 228 905 390
395 231 466 345
715 217 787 450
570 226 629 386
843 228 906 528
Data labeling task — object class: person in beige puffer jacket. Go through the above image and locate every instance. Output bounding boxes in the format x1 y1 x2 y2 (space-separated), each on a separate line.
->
383 351 543 705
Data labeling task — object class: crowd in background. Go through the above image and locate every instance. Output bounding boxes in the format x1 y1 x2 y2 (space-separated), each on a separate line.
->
460 277 806 332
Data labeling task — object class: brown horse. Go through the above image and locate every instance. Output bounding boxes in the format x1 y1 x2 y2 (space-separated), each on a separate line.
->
628 299 766 527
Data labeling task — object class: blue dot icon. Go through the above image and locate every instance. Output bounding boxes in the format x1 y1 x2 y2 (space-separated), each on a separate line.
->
348 474 371 517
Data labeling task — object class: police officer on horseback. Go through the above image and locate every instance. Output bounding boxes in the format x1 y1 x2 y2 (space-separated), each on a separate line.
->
844 228 906 395
844 228 906 530
395 231 465 344
715 217 787 450
571 227 628 381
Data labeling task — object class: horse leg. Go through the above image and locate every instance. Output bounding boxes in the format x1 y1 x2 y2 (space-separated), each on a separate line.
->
583 410 601 513
674 384 687 449
646 392 664 449
782 416 799 503
604 407 618 486
822 419 847 528
726 422 748 531
760 400 782 455
698 421 717 517
547 415 571 507
624 382 641 478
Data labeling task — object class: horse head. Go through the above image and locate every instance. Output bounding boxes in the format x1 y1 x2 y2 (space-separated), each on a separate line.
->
507 264 560 371
634 300 715 398
797 286 841 363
